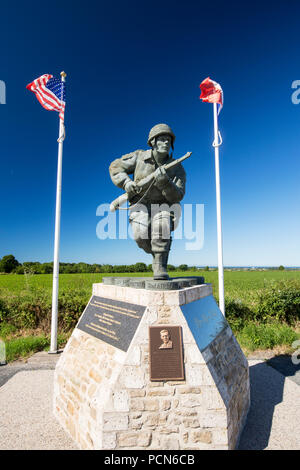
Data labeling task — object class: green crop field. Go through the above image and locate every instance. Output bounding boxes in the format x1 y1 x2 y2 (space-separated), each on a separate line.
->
0 270 300 360
1 269 300 298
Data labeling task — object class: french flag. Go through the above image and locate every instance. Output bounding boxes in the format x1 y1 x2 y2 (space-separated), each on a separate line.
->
199 77 223 114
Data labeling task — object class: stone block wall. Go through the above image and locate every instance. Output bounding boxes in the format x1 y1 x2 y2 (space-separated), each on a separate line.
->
53 283 250 450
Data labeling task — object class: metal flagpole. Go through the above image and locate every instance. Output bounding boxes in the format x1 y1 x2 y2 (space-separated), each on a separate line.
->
213 102 225 316
49 71 66 353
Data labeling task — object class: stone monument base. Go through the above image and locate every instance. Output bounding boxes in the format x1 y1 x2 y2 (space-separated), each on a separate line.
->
53 281 250 450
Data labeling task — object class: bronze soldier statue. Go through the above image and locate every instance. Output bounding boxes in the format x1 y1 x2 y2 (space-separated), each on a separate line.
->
109 124 189 280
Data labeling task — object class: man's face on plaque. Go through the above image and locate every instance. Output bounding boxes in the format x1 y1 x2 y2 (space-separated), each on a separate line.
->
160 330 170 344
154 134 172 156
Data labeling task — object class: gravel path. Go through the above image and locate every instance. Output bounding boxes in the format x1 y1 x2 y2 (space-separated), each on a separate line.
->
0 352 299 450
0 368 78 450
238 360 300 450
0 352 78 450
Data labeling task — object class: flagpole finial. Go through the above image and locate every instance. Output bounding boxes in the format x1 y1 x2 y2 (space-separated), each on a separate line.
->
60 71 67 81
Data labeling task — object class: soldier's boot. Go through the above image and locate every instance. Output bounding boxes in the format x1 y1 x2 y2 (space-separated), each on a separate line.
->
152 252 169 280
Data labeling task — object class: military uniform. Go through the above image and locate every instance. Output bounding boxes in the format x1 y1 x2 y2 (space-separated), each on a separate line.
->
109 123 187 280
109 149 186 253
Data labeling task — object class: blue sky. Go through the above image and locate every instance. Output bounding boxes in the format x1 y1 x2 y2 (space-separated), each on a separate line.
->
0 0 300 267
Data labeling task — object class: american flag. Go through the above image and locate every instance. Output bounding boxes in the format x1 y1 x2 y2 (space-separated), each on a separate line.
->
26 74 66 122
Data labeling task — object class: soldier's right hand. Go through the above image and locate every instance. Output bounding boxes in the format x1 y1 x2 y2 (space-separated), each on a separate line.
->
124 180 139 197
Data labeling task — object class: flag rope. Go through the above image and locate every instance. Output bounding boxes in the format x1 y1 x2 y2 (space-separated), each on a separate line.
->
213 131 223 148
57 123 66 143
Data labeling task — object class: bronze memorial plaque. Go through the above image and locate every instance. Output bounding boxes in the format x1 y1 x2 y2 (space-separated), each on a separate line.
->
149 326 184 381
77 296 146 352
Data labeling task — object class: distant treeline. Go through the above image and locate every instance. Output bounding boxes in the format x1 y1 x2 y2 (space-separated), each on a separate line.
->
0 254 201 275
0 255 288 275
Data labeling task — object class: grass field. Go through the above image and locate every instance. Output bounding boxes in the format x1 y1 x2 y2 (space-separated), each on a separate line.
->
1 269 300 297
0 270 300 361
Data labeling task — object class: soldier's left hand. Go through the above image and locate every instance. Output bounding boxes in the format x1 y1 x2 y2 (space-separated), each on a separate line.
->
154 167 170 188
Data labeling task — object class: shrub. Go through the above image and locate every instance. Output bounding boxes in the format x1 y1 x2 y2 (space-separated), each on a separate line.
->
0 287 51 329
0 286 90 332
224 280 300 327
58 289 90 330
225 297 254 331
0 322 17 339
235 321 299 351
0 297 8 322
15 265 25 275
254 280 300 324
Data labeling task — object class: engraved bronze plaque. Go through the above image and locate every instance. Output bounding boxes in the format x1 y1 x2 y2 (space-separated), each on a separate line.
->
77 296 146 352
149 326 185 381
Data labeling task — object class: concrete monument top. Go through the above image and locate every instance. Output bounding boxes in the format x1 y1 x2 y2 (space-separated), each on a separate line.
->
102 276 205 291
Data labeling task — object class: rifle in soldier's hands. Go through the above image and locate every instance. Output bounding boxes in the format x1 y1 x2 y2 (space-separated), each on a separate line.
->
124 180 140 198
110 152 192 212
153 166 170 189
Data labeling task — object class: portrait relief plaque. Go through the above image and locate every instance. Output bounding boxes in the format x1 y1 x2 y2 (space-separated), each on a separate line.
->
149 326 184 381
77 296 146 352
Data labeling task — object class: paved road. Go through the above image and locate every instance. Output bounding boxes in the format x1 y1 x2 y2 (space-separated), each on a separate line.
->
0 350 63 388
0 352 78 450
0 352 299 450
238 358 300 450
266 355 300 386
0 362 56 388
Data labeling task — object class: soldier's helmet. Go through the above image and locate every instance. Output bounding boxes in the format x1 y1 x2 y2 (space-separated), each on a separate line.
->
147 123 175 150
